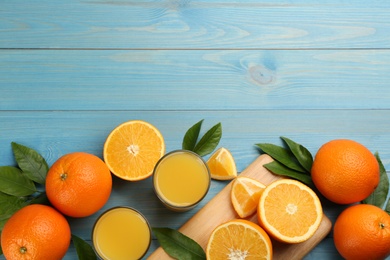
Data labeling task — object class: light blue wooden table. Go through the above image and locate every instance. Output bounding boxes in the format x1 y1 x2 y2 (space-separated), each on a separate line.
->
1 1 390 259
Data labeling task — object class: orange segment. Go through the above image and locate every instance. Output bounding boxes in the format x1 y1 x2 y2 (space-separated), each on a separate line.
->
103 120 165 181
207 147 237 180
231 177 266 218
257 179 323 243
206 219 272 260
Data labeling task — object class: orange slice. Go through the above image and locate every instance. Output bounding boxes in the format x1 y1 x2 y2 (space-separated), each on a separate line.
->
257 179 323 243
231 177 266 218
103 120 165 181
206 219 272 260
207 147 237 180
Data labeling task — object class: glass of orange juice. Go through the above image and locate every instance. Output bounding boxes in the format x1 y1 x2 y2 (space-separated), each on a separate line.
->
153 150 211 211
92 206 151 260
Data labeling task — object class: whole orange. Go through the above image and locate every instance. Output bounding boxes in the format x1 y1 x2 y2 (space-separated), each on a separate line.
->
1 204 71 260
311 139 379 204
333 204 390 260
46 152 112 217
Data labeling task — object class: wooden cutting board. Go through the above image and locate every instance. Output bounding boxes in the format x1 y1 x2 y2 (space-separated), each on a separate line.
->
148 154 332 260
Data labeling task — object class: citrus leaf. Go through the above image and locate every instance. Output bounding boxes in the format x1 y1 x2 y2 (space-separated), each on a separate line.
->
281 136 313 173
152 227 206 260
0 219 6 232
263 161 313 186
72 234 97 260
0 192 26 234
385 199 390 215
0 192 26 222
12 142 49 184
182 119 203 151
193 122 222 157
255 143 307 173
362 153 389 208
29 192 50 205
0 166 36 196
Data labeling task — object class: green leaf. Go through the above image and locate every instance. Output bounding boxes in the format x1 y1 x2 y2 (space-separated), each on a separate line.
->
0 166 36 196
12 142 49 184
255 143 306 173
281 137 313 173
0 219 6 232
152 227 206 260
0 192 27 234
29 192 50 205
0 233 2 255
0 192 26 224
193 122 222 157
182 120 204 151
72 234 97 260
362 153 389 208
385 198 390 215
263 161 313 186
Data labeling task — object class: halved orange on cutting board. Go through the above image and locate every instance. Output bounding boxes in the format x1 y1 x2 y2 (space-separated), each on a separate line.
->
257 179 323 243
207 147 237 180
231 176 266 218
206 219 272 260
103 120 165 181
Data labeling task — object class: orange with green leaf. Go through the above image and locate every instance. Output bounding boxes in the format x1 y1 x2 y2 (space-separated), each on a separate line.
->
257 137 390 259
311 139 380 204
0 143 102 259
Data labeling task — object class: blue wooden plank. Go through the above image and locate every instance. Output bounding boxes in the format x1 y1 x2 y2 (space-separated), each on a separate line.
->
1 1 390 49
1 110 390 170
1 49 390 110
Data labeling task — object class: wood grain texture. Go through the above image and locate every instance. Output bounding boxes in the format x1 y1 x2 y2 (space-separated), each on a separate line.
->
1 1 390 259
1 110 390 170
1 50 390 110
1 1 390 49
148 154 332 260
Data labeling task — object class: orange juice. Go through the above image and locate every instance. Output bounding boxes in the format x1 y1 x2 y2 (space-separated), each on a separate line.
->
153 150 210 211
92 207 151 260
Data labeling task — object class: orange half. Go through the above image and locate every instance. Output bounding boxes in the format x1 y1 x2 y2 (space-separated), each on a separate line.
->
103 120 165 181
206 219 272 260
257 179 323 243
